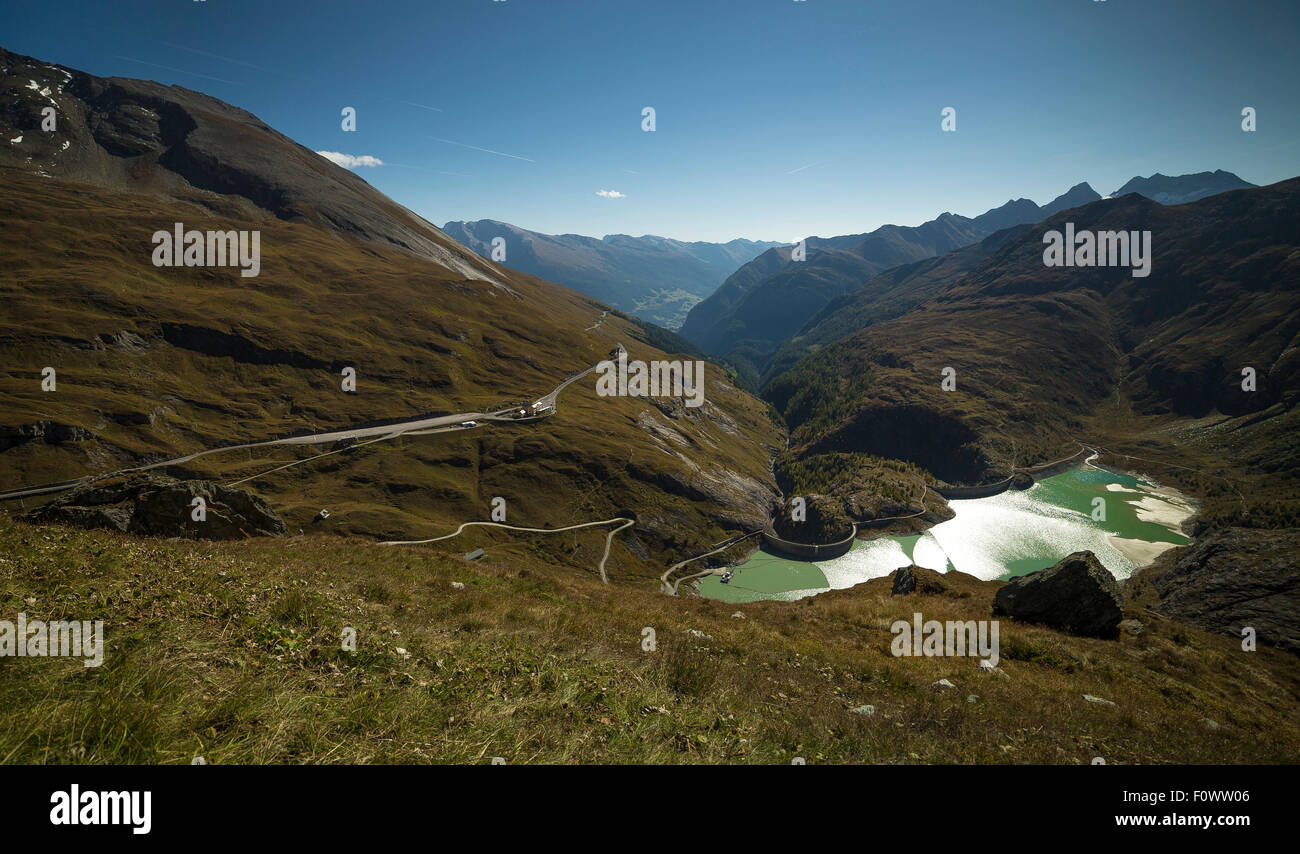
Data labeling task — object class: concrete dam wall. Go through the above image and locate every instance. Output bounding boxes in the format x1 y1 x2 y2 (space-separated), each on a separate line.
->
760 527 858 561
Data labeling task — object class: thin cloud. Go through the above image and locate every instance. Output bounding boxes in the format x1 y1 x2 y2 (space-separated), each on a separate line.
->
161 42 266 70
433 137 535 162
317 151 384 169
787 161 823 174
113 55 241 85
397 99 444 113
387 162 473 177
161 41 313 83
596 189 626 198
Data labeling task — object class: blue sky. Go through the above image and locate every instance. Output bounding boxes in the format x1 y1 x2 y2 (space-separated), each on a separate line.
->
6 0 1298 243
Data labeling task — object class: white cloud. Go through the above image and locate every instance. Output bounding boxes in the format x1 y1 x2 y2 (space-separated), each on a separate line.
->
596 189 626 198
316 151 384 169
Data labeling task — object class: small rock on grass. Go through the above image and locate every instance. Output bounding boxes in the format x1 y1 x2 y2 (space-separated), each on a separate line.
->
1083 694 1116 706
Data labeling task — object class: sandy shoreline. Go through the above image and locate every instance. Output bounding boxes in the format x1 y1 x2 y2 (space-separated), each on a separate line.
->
1130 487 1197 534
1108 535 1180 567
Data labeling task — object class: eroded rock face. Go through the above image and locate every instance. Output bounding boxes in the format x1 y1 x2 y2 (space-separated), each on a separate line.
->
0 420 95 451
1134 527 1300 655
28 474 285 539
992 551 1123 638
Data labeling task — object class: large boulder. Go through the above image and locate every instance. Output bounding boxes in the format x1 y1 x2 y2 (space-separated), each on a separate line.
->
27 474 285 539
890 564 948 596
992 551 1123 638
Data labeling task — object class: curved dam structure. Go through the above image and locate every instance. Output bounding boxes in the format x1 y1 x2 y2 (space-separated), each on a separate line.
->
934 445 1094 500
755 446 1097 566
761 526 858 561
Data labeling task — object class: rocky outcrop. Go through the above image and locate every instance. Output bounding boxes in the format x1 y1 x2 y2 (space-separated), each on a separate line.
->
1131 527 1300 655
890 564 948 596
1009 472 1034 490
0 420 94 451
772 493 854 544
28 474 285 539
992 551 1123 638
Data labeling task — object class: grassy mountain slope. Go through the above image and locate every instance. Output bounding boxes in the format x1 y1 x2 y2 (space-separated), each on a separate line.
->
0 167 783 577
4 514 1297 764
0 48 786 581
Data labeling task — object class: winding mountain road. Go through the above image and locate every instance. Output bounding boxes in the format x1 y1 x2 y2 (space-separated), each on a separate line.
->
659 530 761 594
0 349 617 503
1 339 648 584
381 518 635 584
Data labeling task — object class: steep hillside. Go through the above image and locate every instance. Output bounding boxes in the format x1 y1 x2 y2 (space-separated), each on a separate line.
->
0 46 498 284
762 224 1033 384
441 220 780 329
0 50 785 581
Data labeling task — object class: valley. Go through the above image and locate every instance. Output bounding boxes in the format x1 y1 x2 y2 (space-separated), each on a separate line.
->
0 15 1297 775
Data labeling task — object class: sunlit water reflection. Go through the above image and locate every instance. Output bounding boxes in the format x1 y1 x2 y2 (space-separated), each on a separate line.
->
698 466 1195 603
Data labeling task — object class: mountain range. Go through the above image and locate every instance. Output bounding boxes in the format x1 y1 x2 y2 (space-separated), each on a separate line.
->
765 178 1299 515
441 220 781 329
1110 170 1256 205
680 172 1256 385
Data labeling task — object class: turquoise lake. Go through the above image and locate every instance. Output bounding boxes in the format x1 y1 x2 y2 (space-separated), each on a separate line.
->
699 466 1195 603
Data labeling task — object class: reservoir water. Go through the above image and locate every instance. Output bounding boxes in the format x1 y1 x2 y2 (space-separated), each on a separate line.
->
698 465 1195 603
